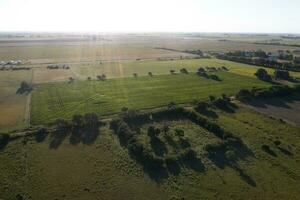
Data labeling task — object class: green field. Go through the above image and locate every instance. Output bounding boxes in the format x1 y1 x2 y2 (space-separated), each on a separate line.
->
31 71 271 125
2 106 300 200
68 58 300 81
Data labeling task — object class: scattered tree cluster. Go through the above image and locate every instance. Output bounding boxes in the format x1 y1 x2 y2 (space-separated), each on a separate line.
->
47 64 69 70
236 85 300 102
0 66 30 71
97 74 107 81
254 68 272 82
197 68 221 81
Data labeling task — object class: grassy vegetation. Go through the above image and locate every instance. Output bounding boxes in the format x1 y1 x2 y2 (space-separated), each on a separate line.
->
0 70 32 132
1 105 300 200
69 58 300 81
31 72 271 125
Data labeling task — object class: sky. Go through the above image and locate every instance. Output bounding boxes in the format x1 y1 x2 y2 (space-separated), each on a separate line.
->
0 0 299 33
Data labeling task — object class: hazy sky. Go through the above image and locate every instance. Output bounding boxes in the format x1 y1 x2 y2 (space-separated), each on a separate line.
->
0 0 299 33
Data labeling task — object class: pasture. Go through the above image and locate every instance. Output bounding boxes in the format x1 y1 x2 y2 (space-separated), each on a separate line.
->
32 58 300 84
31 72 271 125
1 105 300 200
0 70 32 132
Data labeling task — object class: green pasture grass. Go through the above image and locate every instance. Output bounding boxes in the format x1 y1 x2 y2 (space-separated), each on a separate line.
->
31 72 271 125
70 58 300 80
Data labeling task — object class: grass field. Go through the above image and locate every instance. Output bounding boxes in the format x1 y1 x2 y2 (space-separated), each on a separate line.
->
1 106 300 200
32 58 300 84
31 71 271 125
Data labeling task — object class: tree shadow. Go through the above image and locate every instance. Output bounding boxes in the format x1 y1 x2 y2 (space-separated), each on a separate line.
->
166 160 181 175
69 127 101 145
233 166 257 187
248 95 300 109
261 145 277 157
150 137 168 157
182 156 205 172
197 109 219 119
277 147 293 156
35 129 48 143
0 135 9 151
49 130 69 149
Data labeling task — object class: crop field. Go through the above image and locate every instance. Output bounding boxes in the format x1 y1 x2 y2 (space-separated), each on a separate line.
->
0 38 192 64
0 35 298 65
0 70 32 132
31 71 271 125
1 105 300 200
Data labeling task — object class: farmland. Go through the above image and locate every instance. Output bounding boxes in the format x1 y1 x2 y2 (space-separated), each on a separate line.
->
31 71 271 125
1 106 300 200
1 33 300 200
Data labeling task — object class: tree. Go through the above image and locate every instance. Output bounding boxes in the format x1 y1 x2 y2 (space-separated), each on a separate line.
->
274 70 290 80
196 102 209 112
162 123 169 133
209 95 216 102
236 89 252 101
168 102 176 109
84 113 99 128
180 68 188 74
72 114 84 128
69 77 74 83
97 74 107 81
87 77 92 81
254 68 272 81
170 70 175 74
197 67 206 73
148 72 153 77
17 81 32 94
133 73 138 78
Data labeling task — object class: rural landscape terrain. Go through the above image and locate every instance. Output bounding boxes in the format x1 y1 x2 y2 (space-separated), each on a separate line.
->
1 32 300 200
